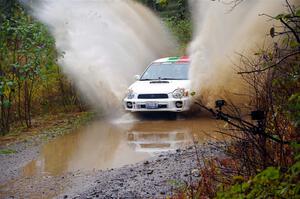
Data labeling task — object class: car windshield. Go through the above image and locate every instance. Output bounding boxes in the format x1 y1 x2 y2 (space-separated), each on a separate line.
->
140 62 189 80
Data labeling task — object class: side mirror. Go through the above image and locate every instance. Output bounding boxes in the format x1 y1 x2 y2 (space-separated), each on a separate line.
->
134 75 140 80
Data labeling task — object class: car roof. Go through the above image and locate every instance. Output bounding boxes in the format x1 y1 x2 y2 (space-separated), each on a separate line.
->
153 56 189 63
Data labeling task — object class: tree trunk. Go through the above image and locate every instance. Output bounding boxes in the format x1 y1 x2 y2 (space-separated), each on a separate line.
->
24 79 30 127
27 78 35 127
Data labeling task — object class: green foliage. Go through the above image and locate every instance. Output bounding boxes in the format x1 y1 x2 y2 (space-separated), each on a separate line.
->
138 0 189 19
137 0 191 49
217 159 300 199
0 2 84 135
0 3 57 131
0 148 17 155
164 18 192 50
288 93 300 127
234 158 300 198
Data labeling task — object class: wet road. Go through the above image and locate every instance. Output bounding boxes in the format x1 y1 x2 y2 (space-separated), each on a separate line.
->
22 113 225 177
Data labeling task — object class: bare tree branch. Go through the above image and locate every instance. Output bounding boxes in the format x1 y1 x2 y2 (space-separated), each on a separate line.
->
237 51 300 74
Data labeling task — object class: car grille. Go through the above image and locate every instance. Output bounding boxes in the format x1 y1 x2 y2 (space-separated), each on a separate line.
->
137 94 168 99
139 104 168 109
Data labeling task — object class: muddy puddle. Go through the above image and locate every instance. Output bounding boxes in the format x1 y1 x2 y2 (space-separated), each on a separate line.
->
22 114 225 177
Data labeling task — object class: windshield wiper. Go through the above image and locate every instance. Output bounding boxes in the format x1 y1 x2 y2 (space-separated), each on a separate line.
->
141 78 186 81
140 78 155 81
160 78 184 80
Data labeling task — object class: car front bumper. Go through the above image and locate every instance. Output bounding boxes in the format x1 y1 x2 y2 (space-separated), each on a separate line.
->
123 97 191 112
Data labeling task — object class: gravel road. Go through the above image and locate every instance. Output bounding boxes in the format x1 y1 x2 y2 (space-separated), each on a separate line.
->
59 143 225 199
1 142 224 199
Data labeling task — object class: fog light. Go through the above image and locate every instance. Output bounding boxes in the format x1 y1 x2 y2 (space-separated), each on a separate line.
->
175 101 183 108
127 102 133 109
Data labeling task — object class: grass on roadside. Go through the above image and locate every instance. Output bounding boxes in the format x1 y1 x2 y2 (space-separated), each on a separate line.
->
0 149 17 155
0 111 96 146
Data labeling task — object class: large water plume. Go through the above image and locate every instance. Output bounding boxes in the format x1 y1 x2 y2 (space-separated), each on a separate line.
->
30 0 296 112
188 0 293 107
30 0 176 113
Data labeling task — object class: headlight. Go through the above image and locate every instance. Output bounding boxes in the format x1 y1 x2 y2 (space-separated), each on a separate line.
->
172 88 185 99
126 89 135 99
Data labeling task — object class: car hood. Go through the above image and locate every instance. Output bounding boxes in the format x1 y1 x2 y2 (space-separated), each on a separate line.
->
129 80 190 94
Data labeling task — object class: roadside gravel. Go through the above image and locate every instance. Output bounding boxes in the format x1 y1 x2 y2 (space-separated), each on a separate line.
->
0 112 95 188
0 142 225 198
59 142 225 199
0 139 41 185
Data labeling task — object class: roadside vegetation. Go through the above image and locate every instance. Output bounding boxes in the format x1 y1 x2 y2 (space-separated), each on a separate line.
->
142 0 300 198
214 3 300 197
0 111 94 148
0 1 88 138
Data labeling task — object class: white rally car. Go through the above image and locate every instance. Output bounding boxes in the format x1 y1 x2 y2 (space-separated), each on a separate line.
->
123 56 191 112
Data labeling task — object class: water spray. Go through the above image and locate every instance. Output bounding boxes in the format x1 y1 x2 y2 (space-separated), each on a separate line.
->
30 0 176 115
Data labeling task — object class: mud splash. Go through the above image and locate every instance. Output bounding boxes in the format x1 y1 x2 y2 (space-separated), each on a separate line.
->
188 0 289 107
30 0 176 114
